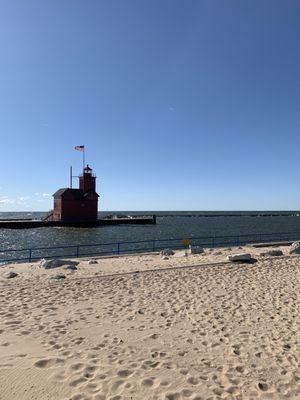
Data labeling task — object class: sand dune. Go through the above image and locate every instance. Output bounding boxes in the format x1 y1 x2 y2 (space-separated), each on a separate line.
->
0 246 299 399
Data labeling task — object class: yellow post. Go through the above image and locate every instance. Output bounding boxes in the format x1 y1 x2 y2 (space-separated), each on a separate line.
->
182 239 190 256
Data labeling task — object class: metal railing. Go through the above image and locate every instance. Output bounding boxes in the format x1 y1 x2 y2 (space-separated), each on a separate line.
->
1 231 300 264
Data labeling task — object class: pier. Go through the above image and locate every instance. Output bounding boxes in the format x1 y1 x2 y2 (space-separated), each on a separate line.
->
0 215 156 229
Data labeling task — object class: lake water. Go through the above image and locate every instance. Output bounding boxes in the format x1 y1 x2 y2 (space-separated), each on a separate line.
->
1 211 300 252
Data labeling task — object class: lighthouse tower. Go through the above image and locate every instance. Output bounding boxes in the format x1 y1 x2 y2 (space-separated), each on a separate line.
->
79 165 96 192
51 165 99 222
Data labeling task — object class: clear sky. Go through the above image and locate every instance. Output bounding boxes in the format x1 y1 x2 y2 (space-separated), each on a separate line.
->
1 0 300 211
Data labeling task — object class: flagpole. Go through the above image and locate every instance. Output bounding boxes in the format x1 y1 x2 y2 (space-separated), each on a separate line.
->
83 146 85 171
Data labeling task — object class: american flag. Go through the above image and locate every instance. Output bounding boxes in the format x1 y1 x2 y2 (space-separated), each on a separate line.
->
74 145 85 151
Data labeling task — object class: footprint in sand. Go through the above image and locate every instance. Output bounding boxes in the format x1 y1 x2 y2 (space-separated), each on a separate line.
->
181 389 193 398
141 378 154 387
69 376 88 388
258 382 269 391
83 365 97 379
186 376 199 385
20 330 30 335
34 358 65 368
110 379 124 393
117 369 133 378
70 363 84 371
179 368 189 375
165 392 181 400
149 333 160 339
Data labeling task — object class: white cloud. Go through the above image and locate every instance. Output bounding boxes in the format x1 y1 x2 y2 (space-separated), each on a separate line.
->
18 196 30 201
168 106 175 112
0 193 52 210
0 196 14 205
0 196 30 206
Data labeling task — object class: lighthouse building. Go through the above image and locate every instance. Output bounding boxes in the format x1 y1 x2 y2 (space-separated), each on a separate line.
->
51 165 99 221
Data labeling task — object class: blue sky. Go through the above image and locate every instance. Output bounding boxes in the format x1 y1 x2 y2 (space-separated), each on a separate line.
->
1 0 300 211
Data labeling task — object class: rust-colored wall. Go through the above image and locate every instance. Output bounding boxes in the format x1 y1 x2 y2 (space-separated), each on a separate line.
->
54 198 98 221
62 199 98 221
53 198 62 220
79 175 96 192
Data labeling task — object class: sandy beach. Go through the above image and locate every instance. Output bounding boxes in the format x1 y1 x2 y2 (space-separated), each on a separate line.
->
0 246 299 400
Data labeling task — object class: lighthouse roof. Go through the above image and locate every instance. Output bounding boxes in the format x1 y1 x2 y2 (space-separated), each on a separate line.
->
53 188 99 199
53 188 83 199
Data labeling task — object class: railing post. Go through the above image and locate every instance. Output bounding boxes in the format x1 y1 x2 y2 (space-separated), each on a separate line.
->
76 245 79 258
29 249 32 262
117 243 120 254
152 240 155 252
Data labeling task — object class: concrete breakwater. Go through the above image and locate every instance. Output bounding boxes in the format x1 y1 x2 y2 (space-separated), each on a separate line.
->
156 212 300 217
0 215 156 229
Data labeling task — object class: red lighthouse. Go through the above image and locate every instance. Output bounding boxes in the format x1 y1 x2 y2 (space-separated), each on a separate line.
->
48 165 99 222
79 165 96 192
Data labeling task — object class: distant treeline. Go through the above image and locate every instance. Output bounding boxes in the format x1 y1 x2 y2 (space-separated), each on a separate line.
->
99 211 300 218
